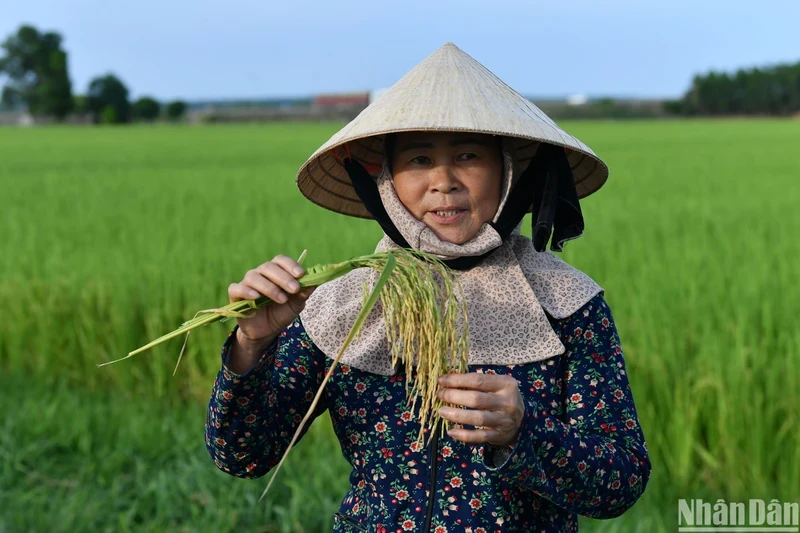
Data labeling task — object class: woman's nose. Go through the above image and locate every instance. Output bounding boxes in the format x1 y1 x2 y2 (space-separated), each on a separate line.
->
429 165 460 193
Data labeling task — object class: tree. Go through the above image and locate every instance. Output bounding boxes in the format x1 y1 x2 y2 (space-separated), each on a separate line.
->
165 100 187 121
133 96 160 121
87 74 131 124
73 94 89 115
662 99 686 115
1 85 22 110
0 25 73 118
675 60 800 117
101 104 118 124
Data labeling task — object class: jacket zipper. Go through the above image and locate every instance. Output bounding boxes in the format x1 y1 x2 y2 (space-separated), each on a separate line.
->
333 512 367 532
422 426 440 533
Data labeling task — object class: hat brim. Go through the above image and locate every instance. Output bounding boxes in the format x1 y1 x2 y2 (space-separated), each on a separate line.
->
296 128 608 220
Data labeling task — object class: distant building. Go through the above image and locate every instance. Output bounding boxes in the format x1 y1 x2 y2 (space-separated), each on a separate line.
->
0 111 30 126
567 94 589 106
188 92 371 123
312 92 370 110
0 111 92 125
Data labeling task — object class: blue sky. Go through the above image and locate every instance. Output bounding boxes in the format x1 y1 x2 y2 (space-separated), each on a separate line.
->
2 0 798 101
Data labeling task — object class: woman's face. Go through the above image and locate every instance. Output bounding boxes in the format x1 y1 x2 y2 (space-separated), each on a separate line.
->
390 131 503 245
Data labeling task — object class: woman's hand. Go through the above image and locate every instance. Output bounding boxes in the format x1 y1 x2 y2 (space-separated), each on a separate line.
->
437 373 525 447
227 254 316 345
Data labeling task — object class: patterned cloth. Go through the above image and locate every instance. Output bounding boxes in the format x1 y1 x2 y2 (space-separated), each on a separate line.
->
300 236 605 376
205 292 650 532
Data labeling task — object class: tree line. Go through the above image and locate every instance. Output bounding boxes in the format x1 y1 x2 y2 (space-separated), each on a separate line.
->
664 61 800 116
0 25 187 123
3 24 799 122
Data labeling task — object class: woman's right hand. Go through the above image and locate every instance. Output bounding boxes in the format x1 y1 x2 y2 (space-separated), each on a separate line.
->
227 255 316 346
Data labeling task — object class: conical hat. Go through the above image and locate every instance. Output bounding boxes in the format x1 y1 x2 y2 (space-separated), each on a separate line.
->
296 42 609 219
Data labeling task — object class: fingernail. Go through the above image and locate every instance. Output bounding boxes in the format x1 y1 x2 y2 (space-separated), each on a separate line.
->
289 280 299 291
277 293 288 303
292 267 304 276
249 290 259 299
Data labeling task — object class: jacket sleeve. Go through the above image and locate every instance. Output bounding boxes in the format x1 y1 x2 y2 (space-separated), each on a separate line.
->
204 318 329 479
482 292 651 519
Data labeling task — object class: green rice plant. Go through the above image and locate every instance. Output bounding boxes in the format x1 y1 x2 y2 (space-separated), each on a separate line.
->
97 246 470 502
98 246 470 453
259 253 398 501
256 249 470 501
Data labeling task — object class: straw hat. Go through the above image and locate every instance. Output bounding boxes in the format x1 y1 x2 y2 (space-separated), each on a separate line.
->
296 42 608 219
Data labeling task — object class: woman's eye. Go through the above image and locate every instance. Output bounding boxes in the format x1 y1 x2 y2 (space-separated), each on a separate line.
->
457 153 477 161
410 156 431 165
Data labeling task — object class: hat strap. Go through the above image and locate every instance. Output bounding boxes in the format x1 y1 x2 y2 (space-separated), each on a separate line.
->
343 157 411 250
540 146 584 252
343 144 583 269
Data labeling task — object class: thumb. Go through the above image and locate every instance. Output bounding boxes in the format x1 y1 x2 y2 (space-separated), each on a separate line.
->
286 288 314 314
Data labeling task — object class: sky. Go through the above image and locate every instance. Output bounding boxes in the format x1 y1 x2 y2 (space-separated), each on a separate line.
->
2 0 799 102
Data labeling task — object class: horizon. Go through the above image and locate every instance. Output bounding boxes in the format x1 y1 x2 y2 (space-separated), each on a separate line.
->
2 0 799 102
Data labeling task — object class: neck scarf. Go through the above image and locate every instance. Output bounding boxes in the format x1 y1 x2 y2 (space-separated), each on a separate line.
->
299 139 603 375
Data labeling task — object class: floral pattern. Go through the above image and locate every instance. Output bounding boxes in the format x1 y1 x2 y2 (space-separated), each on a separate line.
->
206 293 650 532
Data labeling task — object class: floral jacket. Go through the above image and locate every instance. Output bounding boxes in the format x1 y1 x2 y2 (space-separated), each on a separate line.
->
205 292 651 532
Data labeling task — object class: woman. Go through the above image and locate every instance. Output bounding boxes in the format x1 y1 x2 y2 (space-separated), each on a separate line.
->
206 43 650 532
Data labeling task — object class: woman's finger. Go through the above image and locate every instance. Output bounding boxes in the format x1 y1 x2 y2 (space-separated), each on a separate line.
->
288 287 316 305
445 427 503 444
298 287 316 298
255 262 300 294
271 254 306 278
438 372 509 392
437 388 501 411
228 282 261 302
438 406 504 428
243 271 288 303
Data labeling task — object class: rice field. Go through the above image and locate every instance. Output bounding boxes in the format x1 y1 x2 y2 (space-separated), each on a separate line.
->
1 119 798 532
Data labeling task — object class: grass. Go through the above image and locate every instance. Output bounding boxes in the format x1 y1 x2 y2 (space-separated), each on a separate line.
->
0 371 349 533
1 119 798 531
0 371 671 532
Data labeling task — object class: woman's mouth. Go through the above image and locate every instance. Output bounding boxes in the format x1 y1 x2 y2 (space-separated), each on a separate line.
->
428 208 467 224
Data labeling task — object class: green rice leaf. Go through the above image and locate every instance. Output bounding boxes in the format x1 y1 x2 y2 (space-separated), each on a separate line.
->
258 252 397 502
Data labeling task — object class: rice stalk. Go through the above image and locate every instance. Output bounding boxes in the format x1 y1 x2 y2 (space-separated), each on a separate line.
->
378 255 470 444
96 250 369 366
259 253 397 501
258 249 469 501
99 247 469 496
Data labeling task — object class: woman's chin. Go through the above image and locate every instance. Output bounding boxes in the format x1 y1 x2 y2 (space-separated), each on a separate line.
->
429 226 474 245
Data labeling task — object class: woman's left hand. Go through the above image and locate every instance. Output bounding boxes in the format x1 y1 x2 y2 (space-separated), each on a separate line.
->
436 372 525 447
